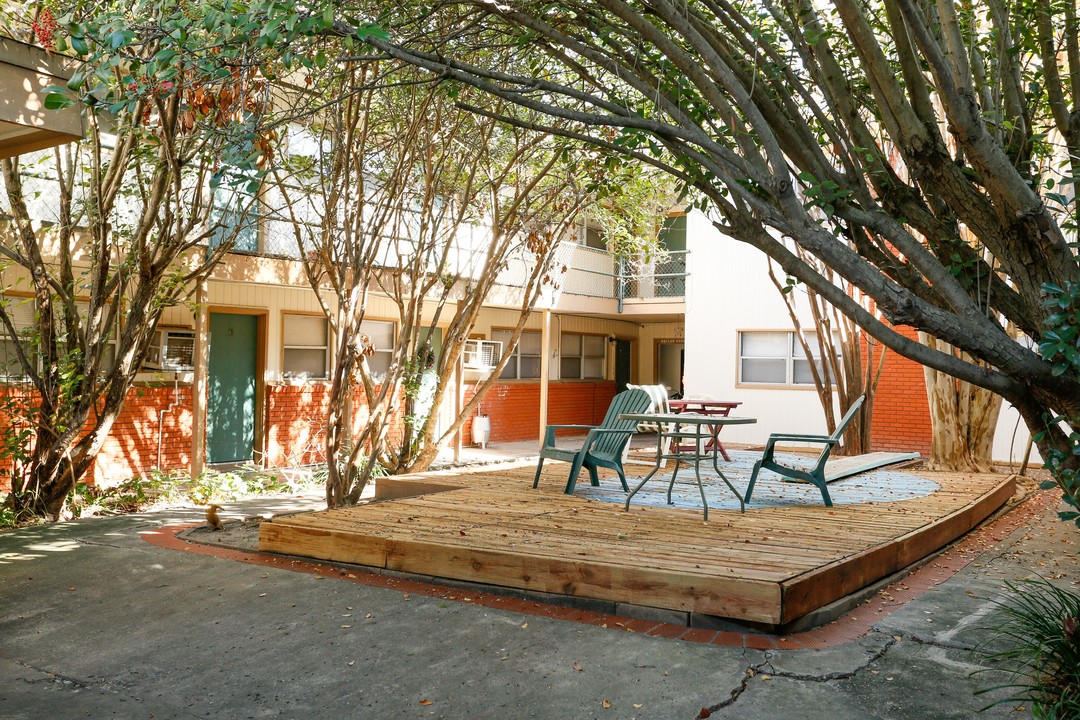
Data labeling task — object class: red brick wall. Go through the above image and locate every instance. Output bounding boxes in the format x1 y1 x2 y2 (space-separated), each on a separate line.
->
89 385 193 487
0 384 194 492
266 384 330 467
865 326 933 456
264 383 407 468
464 381 618 444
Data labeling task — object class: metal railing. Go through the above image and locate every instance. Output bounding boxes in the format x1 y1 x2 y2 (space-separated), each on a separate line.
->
556 244 688 303
2 161 689 308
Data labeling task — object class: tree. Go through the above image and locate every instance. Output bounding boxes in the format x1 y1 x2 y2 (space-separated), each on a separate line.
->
920 335 1002 472
270 61 598 506
350 0 1080 521
767 258 884 455
0 0 378 520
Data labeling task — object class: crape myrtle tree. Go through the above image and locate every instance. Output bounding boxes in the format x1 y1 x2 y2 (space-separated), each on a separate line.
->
0 0 381 521
270 58 607 507
767 254 885 456
340 0 1080 523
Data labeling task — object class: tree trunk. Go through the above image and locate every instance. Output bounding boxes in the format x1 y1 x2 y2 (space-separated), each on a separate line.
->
920 332 1002 472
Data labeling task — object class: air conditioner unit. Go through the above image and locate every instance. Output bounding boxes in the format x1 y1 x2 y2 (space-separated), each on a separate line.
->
463 339 502 369
144 329 195 371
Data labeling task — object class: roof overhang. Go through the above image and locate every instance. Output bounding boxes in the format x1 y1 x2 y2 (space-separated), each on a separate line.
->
0 37 83 158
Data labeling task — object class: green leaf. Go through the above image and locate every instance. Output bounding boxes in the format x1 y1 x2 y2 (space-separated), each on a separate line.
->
43 93 74 110
108 30 128 50
1059 511 1079 521
1039 480 1059 490
355 23 390 42
71 35 88 55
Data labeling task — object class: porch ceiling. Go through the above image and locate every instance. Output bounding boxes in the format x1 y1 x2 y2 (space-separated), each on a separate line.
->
0 37 84 158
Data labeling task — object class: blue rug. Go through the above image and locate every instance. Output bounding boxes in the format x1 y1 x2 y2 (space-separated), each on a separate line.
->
578 450 937 511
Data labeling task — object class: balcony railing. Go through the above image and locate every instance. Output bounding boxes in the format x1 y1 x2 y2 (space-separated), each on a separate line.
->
555 243 688 303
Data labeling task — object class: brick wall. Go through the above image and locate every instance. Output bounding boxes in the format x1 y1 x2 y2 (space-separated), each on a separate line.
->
88 384 193 487
464 381 618 444
264 383 407 468
266 384 330 468
0 384 194 492
865 326 933 456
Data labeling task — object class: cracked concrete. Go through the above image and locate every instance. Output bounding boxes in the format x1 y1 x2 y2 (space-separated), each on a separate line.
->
1 488 1076 719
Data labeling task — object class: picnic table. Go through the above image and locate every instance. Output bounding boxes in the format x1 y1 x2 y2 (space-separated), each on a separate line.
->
668 399 742 460
619 412 756 520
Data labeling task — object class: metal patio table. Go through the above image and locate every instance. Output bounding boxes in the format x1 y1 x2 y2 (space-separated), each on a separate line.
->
619 412 757 520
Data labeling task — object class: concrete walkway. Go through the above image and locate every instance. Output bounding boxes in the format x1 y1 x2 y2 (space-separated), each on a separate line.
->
1 471 1076 719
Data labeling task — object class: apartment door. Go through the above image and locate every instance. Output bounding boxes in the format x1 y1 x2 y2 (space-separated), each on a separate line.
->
614 339 632 392
657 341 685 398
207 313 259 463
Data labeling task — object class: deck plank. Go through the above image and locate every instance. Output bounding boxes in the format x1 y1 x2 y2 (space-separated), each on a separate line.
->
259 462 1016 628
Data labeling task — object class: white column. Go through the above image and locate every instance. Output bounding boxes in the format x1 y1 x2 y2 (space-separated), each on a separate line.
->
539 309 551 450
191 280 209 478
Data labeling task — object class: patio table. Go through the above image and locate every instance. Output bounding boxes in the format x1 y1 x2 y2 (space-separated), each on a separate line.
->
619 412 757 520
668 399 742 460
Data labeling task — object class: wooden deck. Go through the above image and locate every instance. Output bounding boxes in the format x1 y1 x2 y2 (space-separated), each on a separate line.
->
258 462 1015 628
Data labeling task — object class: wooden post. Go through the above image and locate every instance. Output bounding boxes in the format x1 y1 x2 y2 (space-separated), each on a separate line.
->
191 280 209 478
539 309 551 450
454 354 463 463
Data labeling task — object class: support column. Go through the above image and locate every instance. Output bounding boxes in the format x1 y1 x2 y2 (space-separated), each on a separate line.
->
453 354 463 463
191 280 209 478
539 309 551 450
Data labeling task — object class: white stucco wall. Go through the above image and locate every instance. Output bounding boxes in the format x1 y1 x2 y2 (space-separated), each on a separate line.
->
684 210 1044 465
683 211 832 447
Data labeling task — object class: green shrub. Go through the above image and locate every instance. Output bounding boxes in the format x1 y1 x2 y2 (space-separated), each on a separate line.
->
977 579 1080 719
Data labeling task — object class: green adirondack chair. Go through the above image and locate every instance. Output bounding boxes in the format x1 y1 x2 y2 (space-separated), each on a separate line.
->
533 388 652 495
743 395 866 507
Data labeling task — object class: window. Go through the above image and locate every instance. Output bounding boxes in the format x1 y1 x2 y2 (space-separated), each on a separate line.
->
0 298 35 381
1 298 117 380
360 319 394 382
493 329 541 380
144 328 195 371
560 333 605 380
739 331 832 386
283 315 329 379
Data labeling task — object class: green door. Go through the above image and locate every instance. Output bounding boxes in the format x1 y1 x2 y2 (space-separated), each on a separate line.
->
615 339 632 393
208 313 258 463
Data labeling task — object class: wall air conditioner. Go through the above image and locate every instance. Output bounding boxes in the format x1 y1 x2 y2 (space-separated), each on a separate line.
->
143 328 196 371
463 339 502 370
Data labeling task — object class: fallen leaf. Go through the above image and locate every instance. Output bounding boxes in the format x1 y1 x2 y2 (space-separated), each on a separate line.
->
347 661 355 666
419 699 433 706
340 625 352 629
633 704 643 709
573 662 583 672
365 613 373 619
602 700 612 709
521 622 528 629
68 586 76 591
699 708 711 718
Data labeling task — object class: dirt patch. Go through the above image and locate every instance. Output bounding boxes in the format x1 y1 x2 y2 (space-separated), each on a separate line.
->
181 517 264 552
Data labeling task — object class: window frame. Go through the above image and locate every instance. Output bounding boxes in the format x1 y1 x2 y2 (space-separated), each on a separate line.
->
737 330 834 387
492 328 542 381
359 318 395 383
560 331 606 380
281 312 330 381
1 295 119 382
